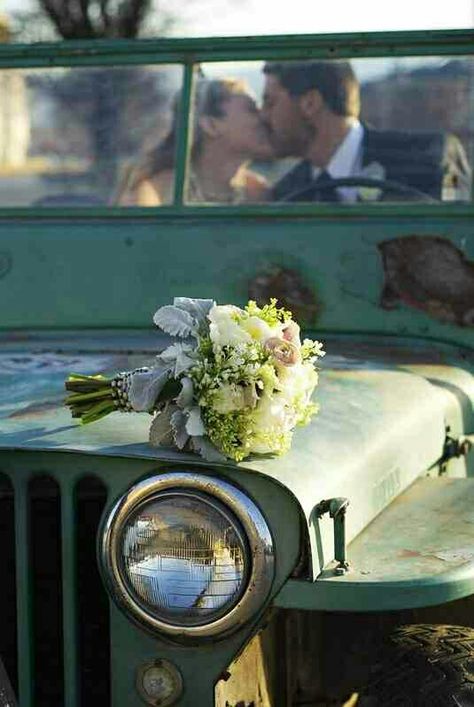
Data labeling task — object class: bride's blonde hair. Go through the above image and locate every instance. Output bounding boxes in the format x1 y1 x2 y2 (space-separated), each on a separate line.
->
142 77 249 177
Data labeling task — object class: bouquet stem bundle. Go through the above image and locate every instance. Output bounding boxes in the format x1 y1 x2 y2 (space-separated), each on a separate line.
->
65 371 182 424
65 374 125 424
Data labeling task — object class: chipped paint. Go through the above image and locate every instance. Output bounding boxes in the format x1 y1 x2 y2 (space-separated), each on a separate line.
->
378 235 474 326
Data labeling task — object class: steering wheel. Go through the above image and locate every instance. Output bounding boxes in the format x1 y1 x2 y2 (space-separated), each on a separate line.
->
280 176 438 203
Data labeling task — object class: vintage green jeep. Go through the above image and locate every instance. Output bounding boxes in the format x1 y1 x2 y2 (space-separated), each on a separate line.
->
0 28 473 707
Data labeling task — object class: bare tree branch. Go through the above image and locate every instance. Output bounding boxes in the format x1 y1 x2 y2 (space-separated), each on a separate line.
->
38 0 152 39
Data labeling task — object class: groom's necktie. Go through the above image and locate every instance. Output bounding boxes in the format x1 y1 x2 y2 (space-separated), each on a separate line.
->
312 170 340 202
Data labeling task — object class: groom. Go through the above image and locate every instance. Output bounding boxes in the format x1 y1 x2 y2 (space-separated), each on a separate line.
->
261 60 471 202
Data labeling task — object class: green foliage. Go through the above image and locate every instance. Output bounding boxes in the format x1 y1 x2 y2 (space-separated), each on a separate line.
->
244 298 293 326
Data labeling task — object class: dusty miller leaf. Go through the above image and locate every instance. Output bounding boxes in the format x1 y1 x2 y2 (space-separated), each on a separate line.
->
171 409 189 449
191 436 226 462
157 343 196 376
153 306 196 338
128 366 172 412
185 406 205 436
172 298 215 334
176 377 194 408
149 404 176 447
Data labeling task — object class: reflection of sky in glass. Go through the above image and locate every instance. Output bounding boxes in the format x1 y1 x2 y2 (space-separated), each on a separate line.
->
122 496 246 624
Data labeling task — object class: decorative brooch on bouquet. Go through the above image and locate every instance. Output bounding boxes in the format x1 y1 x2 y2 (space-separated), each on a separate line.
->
65 298 325 462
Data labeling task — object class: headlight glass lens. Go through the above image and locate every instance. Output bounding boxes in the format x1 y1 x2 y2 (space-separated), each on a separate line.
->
119 491 249 626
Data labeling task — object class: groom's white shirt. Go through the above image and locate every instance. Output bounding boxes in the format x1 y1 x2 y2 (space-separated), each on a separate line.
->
311 118 364 202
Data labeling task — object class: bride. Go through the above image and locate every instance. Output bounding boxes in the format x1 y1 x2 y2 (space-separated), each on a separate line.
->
116 77 274 205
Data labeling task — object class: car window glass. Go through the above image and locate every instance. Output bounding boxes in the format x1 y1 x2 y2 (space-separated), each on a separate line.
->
188 57 473 205
0 64 182 207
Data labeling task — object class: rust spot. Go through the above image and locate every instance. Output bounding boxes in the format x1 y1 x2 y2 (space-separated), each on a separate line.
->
378 236 474 326
248 266 319 325
398 549 422 558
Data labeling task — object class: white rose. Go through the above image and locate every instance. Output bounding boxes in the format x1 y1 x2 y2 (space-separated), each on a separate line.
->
208 305 251 348
277 361 318 404
240 316 282 343
248 394 295 454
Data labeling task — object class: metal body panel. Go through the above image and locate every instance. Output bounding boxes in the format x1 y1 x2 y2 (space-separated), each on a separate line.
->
2 332 472 579
1 217 474 349
276 477 474 611
0 29 471 68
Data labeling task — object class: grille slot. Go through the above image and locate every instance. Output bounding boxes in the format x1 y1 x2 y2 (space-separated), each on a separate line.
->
29 476 64 707
76 477 110 706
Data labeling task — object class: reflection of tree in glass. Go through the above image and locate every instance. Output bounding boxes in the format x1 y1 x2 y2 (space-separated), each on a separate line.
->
11 0 169 42
27 67 178 199
361 59 474 166
125 520 243 569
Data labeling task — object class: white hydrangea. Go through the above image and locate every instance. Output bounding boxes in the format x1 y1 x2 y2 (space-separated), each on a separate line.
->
213 383 247 414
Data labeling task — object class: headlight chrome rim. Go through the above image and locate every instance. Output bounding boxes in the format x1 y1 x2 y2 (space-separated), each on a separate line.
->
100 471 275 640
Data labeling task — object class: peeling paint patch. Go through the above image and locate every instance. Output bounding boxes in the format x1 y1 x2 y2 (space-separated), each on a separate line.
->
248 265 319 325
431 548 474 563
378 235 474 326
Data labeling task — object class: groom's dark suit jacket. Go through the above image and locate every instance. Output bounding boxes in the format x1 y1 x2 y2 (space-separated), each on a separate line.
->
271 127 471 202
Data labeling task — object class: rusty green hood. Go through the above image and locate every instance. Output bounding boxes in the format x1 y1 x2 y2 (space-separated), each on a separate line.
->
1 329 473 576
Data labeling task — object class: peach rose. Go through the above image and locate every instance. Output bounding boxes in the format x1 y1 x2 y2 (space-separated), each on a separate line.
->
265 337 301 366
282 320 301 345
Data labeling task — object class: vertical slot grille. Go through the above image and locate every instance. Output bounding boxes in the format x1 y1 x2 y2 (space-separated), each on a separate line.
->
29 476 64 707
0 471 111 706
0 474 17 696
76 477 110 707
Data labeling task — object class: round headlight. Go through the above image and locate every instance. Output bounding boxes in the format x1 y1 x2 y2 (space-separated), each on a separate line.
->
100 472 274 641
122 491 248 625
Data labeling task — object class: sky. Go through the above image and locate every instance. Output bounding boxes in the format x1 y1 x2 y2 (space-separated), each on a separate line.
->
1 0 473 36
162 0 474 37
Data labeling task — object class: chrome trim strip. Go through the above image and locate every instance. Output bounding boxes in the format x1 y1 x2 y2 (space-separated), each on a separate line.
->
99 471 275 641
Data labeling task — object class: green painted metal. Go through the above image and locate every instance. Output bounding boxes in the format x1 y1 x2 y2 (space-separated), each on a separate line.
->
0 29 470 69
0 202 473 219
173 63 193 206
1 332 473 577
1 219 474 350
276 477 474 611
0 449 302 707
12 476 34 707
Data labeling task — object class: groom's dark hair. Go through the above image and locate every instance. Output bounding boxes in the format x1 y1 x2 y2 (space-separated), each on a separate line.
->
263 60 360 118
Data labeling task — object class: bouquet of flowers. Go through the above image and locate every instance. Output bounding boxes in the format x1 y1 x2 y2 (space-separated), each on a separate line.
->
65 298 325 462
